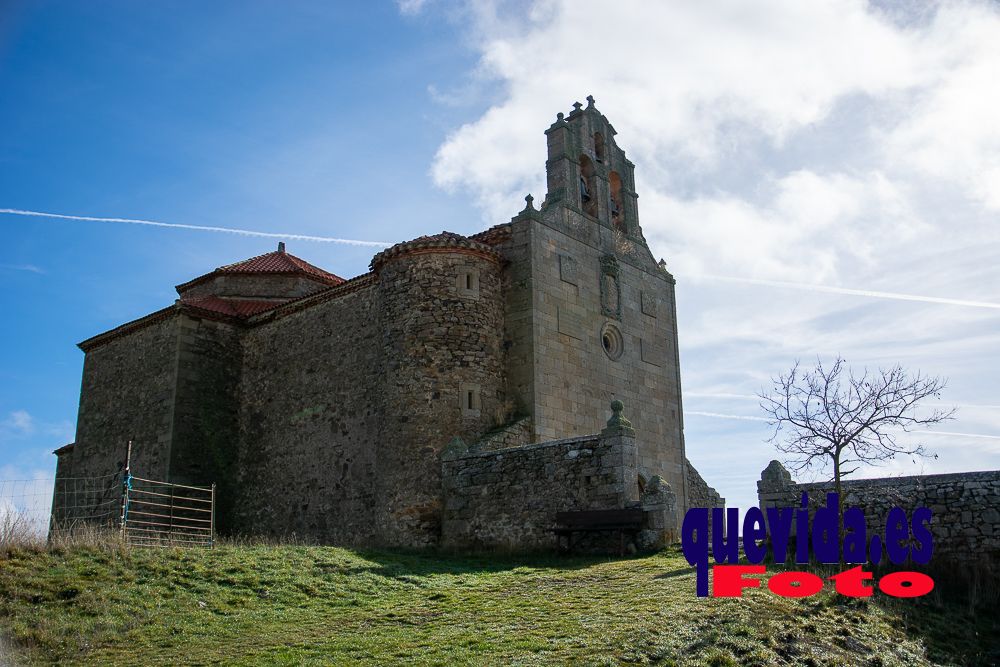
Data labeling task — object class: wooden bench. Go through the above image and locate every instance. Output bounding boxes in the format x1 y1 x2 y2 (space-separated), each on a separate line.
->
552 509 644 556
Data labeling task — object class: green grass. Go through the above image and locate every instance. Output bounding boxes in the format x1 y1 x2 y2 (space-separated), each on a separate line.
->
0 543 995 666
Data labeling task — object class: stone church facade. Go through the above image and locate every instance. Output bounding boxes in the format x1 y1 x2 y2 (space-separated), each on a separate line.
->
53 98 723 549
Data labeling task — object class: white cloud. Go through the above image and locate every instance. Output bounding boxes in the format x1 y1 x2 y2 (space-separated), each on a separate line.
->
397 0 431 16
644 168 927 283
420 0 1000 512
882 2 1000 210
0 465 54 542
2 410 34 435
695 274 1000 310
0 410 73 444
427 1 1000 273
429 0 959 215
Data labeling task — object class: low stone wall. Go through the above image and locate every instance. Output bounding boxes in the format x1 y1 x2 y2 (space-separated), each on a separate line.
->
441 407 640 550
758 460 1000 564
686 459 725 532
686 460 724 510
471 417 534 453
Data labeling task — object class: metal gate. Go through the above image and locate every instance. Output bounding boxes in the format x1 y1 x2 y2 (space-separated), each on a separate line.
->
122 476 215 548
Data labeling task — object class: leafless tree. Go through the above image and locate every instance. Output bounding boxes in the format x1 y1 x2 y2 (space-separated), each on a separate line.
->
759 356 955 509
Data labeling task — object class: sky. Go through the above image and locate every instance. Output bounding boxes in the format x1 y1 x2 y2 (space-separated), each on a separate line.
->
1 0 999 524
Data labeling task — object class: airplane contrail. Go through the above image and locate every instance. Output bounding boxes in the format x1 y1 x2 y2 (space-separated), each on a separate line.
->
5 208 1000 311
912 429 1000 441
685 392 1000 411
685 392 759 401
698 274 1000 310
0 208 393 248
687 411 1000 440
685 410 770 422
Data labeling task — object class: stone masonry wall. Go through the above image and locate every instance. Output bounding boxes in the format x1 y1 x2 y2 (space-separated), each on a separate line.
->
758 460 1000 564
495 218 535 427
235 283 381 544
168 313 242 531
178 274 330 300
686 459 724 509
520 101 689 525
499 209 687 520
71 314 181 483
441 421 639 550
686 458 725 532
471 417 533 453
376 250 506 547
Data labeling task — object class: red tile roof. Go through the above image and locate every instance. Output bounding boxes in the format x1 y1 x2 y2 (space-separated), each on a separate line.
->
216 250 344 283
176 248 344 294
180 296 285 318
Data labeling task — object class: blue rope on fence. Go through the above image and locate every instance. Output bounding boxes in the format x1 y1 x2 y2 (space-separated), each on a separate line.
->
121 473 133 524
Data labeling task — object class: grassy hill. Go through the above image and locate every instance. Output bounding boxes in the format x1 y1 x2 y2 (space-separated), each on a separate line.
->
0 542 995 666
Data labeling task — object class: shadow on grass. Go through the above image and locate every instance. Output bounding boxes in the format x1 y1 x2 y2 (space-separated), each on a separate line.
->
347 547 626 579
653 565 696 580
764 554 1000 667
884 597 1000 667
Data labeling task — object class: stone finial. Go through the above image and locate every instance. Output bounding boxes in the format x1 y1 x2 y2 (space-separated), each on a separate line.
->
278 241 286 253
443 436 469 459
760 460 792 487
557 112 564 122
524 194 535 210
586 94 595 108
658 258 667 271
641 475 673 502
572 101 583 113
638 474 677 549
605 399 633 431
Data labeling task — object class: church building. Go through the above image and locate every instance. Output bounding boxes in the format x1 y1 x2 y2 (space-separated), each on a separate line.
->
53 98 722 549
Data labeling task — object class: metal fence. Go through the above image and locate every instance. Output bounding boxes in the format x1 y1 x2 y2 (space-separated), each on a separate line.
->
50 470 125 535
122 476 215 548
2 456 215 549
1 476 55 544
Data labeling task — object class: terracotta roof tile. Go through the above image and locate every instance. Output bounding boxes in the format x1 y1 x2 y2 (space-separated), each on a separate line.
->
176 248 344 294
180 296 285 318
470 223 512 246
216 250 345 283
370 231 500 272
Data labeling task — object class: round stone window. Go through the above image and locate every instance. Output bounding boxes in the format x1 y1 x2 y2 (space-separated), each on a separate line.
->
600 322 624 360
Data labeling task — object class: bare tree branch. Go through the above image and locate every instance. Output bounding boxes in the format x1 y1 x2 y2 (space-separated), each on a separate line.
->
760 356 955 509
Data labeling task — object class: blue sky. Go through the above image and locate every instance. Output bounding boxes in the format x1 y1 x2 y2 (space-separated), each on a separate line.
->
2 0 999 518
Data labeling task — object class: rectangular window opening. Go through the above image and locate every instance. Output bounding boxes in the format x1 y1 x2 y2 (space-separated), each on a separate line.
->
457 269 481 299
460 382 482 416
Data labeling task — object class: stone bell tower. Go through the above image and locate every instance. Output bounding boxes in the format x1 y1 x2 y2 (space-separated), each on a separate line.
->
542 95 643 242
499 95 689 522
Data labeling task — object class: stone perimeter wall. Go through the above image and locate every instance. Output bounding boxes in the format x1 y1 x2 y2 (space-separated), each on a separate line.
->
686 460 725 533
686 461 724 511
758 460 1000 563
441 425 639 550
